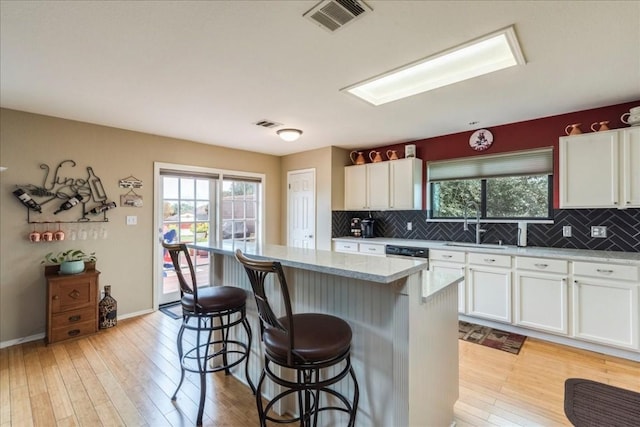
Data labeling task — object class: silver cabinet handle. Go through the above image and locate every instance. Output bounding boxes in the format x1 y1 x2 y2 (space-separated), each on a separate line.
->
596 269 614 274
534 263 548 269
483 258 496 263
368 247 376 251
442 255 452 259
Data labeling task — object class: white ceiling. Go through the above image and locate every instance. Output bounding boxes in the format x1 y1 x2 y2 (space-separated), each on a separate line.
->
1 1 639 156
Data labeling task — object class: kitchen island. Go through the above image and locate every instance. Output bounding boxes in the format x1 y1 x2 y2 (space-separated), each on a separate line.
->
190 242 464 427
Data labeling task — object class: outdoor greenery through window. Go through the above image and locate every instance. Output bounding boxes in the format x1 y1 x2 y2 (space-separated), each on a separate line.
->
428 148 553 220
430 175 551 219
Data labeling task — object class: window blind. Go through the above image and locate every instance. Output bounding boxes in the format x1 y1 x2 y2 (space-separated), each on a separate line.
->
160 169 220 179
428 148 553 181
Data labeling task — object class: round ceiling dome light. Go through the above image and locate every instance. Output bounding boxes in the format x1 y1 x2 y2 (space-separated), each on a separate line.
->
277 128 303 142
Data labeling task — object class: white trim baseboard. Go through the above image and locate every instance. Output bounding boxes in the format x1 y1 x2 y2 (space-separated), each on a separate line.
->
0 309 156 349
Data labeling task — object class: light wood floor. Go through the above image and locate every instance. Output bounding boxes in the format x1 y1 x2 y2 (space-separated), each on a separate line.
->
1 311 638 426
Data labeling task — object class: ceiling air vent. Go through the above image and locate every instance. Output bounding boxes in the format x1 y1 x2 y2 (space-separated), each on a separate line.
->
303 0 372 33
254 119 282 128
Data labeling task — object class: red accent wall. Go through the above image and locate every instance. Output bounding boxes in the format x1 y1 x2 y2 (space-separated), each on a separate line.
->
365 100 640 209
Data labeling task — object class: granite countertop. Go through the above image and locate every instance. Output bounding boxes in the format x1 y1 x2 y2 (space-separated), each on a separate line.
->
190 242 429 284
332 237 640 264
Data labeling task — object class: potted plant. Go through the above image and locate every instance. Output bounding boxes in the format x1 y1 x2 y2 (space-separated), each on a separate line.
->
42 249 97 275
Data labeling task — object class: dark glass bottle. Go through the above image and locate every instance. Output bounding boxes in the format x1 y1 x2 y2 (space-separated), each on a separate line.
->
88 201 117 215
99 285 117 329
54 193 83 214
13 188 42 212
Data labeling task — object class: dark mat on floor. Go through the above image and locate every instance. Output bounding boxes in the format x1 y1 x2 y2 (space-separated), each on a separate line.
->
159 302 182 320
564 378 640 427
458 321 527 354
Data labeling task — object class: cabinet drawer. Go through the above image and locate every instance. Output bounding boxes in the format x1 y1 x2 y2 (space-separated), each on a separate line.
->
516 256 568 274
430 249 465 263
573 262 639 282
51 306 97 329
334 241 358 252
359 243 385 256
468 252 511 268
50 321 97 343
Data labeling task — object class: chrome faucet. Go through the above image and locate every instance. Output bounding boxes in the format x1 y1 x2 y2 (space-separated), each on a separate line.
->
463 202 486 244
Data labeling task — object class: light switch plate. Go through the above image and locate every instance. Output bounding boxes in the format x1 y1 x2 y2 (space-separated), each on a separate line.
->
126 215 137 225
407 222 412 231
562 226 572 237
591 226 607 238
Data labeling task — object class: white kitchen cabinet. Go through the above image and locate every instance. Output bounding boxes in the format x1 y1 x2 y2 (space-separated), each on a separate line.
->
572 261 639 350
333 240 385 256
358 242 386 256
334 241 359 253
559 127 640 208
467 253 512 323
389 158 422 209
430 249 466 313
344 158 422 210
514 256 569 335
621 127 640 207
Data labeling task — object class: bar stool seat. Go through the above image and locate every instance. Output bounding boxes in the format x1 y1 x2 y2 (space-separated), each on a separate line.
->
264 313 352 363
163 243 254 426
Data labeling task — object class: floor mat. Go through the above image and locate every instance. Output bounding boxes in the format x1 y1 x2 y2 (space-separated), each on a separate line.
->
564 378 640 427
159 302 182 320
458 321 527 354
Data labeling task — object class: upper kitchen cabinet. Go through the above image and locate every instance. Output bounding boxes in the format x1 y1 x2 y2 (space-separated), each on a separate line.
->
560 127 640 208
344 158 422 210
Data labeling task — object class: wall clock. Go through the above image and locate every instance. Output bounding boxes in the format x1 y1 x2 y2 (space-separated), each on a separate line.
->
469 129 493 151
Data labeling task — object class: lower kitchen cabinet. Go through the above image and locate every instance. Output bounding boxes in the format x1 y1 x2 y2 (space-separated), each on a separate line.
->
572 261 639 350
514 257 569 335
429 249 466 313
467 252 512 323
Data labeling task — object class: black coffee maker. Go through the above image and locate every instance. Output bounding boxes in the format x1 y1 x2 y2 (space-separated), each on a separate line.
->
350 218 362 237
361 218 375 238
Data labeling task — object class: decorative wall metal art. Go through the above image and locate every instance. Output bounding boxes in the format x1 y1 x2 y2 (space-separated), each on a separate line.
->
119 174 143 207
12 159 117 224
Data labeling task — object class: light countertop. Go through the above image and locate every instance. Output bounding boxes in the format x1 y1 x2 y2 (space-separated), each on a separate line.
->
332 237 640 264
190 242 428 284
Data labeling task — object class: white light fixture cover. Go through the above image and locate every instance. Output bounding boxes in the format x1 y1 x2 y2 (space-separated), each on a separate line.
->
342 26 525 106
277 129 303 142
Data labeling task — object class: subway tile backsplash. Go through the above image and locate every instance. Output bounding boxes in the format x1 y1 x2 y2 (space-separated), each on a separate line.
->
332 209 640 252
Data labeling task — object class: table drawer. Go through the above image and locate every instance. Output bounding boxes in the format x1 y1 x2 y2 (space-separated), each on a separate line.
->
359 243 385 256
334 241 358 252
516 256 568 274
468 252 511 268
573 261 639 282
50 320 97 343
430 249 465 263
51 306 97 329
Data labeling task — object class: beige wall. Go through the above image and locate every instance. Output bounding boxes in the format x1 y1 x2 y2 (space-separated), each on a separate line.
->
280 146 349 251
0 108 282 344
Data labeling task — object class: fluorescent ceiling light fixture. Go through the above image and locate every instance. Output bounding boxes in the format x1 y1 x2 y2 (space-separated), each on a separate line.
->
342 26 525 106
277 128 303 142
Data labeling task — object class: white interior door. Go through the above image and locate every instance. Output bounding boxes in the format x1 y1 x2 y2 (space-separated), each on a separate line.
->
288 169 316 248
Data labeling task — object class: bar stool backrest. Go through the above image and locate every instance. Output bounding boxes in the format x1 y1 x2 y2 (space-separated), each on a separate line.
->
163 243 199 310
235 249 296 365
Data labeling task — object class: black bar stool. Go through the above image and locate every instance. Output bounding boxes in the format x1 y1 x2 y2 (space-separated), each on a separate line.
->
163 243 255 426
235 249 359 427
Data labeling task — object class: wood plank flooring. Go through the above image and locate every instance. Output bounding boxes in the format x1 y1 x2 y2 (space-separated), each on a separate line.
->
1 311 638 426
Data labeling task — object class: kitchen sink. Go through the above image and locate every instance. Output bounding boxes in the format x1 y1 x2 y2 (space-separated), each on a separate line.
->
444 242 508 250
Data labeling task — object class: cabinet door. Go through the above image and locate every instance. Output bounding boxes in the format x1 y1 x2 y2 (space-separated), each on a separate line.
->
367 162 390 209
572 278 639 350
559 132 619 208
344 165 367 210
390 158 422 209
621 127 640 207
430 261 466 313
514 272 568 335
468 267 512 323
